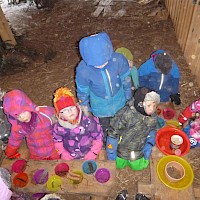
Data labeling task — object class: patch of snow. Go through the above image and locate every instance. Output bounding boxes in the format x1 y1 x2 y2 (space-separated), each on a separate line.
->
0 0 37 36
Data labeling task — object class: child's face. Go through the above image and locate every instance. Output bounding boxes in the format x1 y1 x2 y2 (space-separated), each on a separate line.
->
17 111 32 122
59 106 78 121
143 101 157 115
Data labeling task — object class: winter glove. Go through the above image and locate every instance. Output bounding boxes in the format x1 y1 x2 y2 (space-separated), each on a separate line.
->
106 136 118 160
5 144 21 159
55 142 73 160
170 93 181 105
81 106 93 117
142 130 156 160
84 140 103 160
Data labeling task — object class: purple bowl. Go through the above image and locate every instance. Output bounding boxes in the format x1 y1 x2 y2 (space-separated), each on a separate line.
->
95 168 110 183
33 169 49 184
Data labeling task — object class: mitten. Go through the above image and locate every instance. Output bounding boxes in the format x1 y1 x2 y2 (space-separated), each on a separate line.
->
106 136 118 160
143 130 156 160
178 106 193 124
5 144 20 159
84 151 97 160
55 142 73 160
170 93 181 105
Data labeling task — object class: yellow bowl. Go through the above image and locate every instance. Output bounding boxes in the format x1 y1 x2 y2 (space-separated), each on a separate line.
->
157 155 194 190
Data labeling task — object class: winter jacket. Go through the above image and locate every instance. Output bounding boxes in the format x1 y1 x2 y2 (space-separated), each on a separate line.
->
138 49 180 102
3 90 59 160
178 98 200 147
107 98 158 160
53 108 103 160
76 32 132 117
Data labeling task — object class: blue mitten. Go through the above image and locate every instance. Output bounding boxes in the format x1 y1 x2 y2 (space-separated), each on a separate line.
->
106 136 118 160
143 130 156 160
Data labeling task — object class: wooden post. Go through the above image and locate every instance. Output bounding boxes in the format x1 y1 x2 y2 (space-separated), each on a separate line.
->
0 6 16 46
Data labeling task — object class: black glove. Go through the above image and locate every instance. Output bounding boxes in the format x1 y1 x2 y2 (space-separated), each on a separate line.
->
170 93 181 105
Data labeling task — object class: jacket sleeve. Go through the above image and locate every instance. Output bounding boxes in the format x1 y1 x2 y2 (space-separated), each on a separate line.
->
142 130 156 160
118 54 132 101
54 142 73 160
138 59 152 88
76 61 90 106
5 127 23 158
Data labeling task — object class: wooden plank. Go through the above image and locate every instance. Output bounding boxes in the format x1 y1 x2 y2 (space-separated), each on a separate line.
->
1 158 116 197
174 0 182 34
179 1 195 51
184 0 200 74
0 7 16 46
174 0 180 30
150 147 195 200
176 0 188 43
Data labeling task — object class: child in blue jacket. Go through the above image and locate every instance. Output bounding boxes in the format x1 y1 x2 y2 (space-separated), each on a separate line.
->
138 50 181 105
76 32 132 146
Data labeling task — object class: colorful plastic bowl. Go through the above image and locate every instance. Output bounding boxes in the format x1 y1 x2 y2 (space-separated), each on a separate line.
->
82 160 97 174
156 127 190 156
54 162 69 177
33 169 49 184
95 168 110 183
162 108 176 120
164 161 185 182
157 155 194 190
13 172 29 188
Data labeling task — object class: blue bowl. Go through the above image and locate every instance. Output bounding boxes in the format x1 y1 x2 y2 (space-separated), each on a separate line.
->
82 160 97 174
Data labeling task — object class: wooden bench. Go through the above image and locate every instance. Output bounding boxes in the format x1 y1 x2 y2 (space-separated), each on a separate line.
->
138 147 195 200
1 157 116 200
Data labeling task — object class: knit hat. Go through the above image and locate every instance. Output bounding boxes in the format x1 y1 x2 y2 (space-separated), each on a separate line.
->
134 87 160 116
53 87 76 113
115 47 133 61
154 52 172 74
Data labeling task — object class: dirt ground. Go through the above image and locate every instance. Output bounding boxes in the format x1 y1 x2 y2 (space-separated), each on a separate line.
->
0 0 200 199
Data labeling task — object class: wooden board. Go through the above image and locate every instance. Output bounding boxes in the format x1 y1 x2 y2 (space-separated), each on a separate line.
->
1 158 116 197
0 7 16 46
150 147 195 200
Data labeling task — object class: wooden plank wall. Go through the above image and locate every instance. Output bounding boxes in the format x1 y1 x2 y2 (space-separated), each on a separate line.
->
165 0 200 86
0 6 16 46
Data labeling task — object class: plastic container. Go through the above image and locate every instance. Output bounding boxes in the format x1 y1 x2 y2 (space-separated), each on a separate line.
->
157 155 194 190
95 168 110 183
82 160 97 174
156 127 190 156
165 161 185 182
54 163 69 177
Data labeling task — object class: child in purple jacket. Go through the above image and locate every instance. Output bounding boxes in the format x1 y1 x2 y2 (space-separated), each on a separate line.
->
53 87 103 160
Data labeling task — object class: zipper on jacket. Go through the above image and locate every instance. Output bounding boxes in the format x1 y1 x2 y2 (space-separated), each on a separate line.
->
105 69 113 95
159 73 164 90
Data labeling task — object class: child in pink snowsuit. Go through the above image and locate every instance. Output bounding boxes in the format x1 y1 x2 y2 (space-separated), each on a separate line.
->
178 98 200 148
53 87 103 160
3 89 59 160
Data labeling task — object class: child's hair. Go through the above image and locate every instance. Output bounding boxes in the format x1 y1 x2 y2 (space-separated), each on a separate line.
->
53 87 76 113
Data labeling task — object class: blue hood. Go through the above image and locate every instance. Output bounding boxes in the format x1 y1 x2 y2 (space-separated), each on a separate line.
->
79 32 114 66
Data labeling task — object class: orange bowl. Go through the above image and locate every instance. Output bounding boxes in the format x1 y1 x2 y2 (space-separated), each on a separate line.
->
156 127 190 156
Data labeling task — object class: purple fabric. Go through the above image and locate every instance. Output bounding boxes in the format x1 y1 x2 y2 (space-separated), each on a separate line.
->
53 114 103 159
19 112 38 134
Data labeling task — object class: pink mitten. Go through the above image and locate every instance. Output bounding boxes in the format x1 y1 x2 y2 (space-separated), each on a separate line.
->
55 142 73 160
